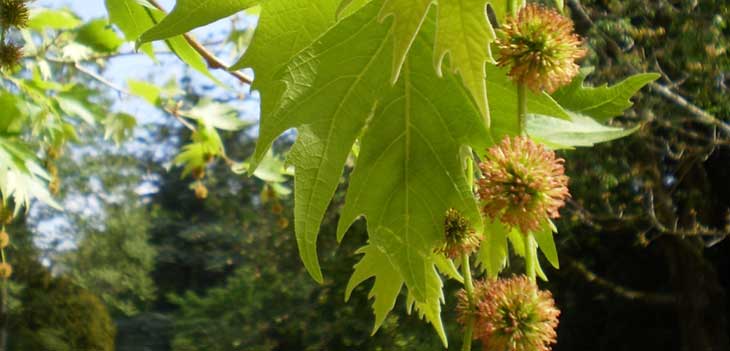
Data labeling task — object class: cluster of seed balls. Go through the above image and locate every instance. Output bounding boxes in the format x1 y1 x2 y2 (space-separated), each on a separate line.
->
0 0 29 70
441 4 585 351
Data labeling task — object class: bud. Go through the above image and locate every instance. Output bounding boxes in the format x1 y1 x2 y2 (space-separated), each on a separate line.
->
191 166 206 180
46 146 62 160
271 202 283 215
277 217 289 230
49 175 61 195
0 42 22 70
0 0 30 29
495 4 585 93
477 136 569 234
0 202 13 225
194 182 208 200
436 209 482 259
0 262 12 279
458 276 560 351
0 230 8 248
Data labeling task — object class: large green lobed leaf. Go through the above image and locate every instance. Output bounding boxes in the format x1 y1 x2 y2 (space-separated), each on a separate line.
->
258 0 393 283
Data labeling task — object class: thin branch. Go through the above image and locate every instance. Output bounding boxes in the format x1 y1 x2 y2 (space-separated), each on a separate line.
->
73 62 130 95
646 191 730 239
565 257 676 304
146 0 253 85
66 61 197 133
568 0 730 136
166 101 197 132
648 82 730 136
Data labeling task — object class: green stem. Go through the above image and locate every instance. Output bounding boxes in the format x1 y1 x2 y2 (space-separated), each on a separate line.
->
466 152 475 188
461 254 476 351
524 233 536 282
1 226 5 264
517 84 528 136
507 0 526 17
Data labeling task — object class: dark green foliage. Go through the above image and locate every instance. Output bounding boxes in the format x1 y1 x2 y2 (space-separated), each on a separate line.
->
145 132 453 350
64 205 157 316
540 1 730 350
10 274 116 351
4 227 116 351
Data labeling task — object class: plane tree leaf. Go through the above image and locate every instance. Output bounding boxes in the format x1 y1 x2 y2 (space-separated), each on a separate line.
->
551 69 660 122
253 0 392 283
345 245 404 335
527 112 640 149
377 0 433 82
476 219 512 278
335 13 489 345
231 0 341 171
434 0 496 119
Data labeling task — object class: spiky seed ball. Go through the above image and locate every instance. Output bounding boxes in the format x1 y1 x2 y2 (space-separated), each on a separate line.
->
477 136 569 234
0 262 12 279
0 42 22 70
496 4 585 93
0 230 9 249
437 209 482 259
463 276 560 351
0 0 29 29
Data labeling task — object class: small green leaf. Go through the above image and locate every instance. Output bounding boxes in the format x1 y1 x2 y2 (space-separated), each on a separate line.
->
103 113 137 145
139 0 261 43
27 8 81 30
252 151 288 183
507 229 525 257
434 255 463 283
0 93 25 133
533 222 559 269
551 69 660 122
76 19 124 53
128 80 161 105
477 220 511 278
56 95 96 125
527 113 640 149
0 138 62 212
174 125 224 177
179 100 249 131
